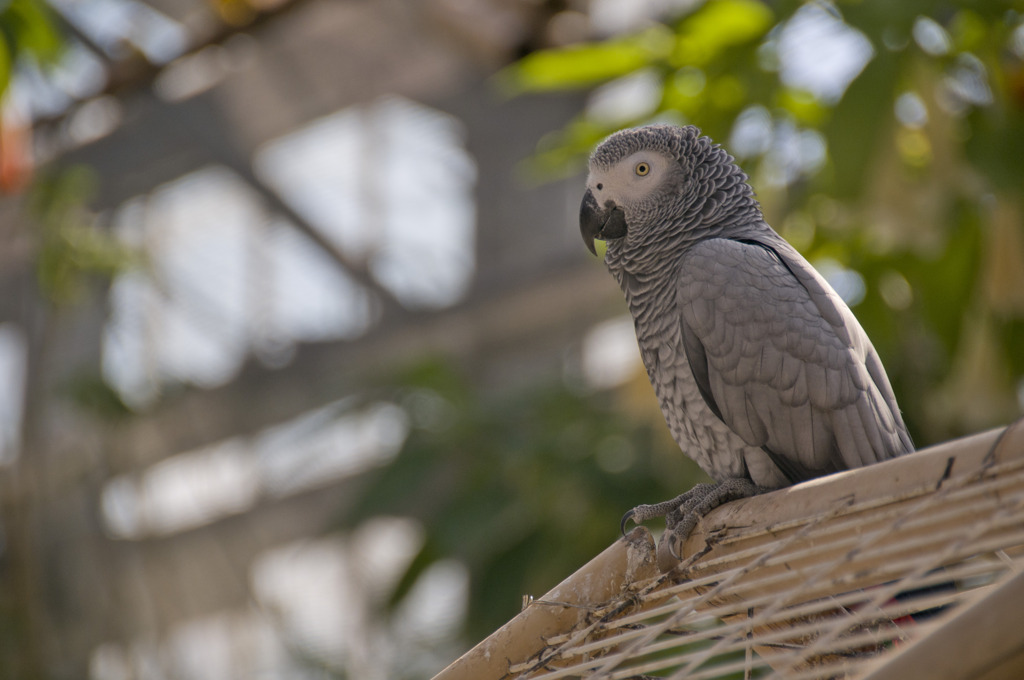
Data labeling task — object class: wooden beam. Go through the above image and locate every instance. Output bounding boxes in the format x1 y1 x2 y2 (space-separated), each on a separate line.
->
432 527 660 680
679 425 1014 563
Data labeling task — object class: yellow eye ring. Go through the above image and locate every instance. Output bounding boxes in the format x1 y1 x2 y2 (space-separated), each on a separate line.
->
635 162 650 176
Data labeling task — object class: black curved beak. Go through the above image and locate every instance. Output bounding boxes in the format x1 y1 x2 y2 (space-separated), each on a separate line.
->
579 189 628 256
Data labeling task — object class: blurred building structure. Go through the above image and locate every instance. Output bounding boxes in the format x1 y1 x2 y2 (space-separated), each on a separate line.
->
0 1 636 678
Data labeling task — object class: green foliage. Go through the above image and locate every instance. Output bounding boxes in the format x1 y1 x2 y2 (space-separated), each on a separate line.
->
62 371 135 420
0 0 63 94
505 0 773 92
672 0 774 66
339 358 701 640
507 0 1024 442
503 25 675 93
0 5 117 307
29 167 142 305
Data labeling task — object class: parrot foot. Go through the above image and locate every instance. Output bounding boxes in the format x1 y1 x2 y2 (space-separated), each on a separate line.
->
621 479 763 565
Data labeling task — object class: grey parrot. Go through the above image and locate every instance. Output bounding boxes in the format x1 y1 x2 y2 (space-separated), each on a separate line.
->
579 124 913 560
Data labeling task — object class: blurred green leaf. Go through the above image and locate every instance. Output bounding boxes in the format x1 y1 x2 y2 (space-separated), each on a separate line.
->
672 0 775 66
501 25 673 93
776 88 828 127
1 0 63 65
62 371 135 420
948 9 988 53
0 31 11 97
822 50 899 199
30 166 142 304
519 116 621 180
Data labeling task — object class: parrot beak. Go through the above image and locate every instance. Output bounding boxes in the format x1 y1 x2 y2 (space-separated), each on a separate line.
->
579 189 627 256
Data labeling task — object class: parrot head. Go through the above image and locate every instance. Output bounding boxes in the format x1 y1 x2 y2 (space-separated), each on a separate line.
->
579 148 674 254
579 124 757 259
579 124 690 255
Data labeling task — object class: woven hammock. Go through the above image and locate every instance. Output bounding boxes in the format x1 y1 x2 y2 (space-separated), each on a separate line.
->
434 421 1024 680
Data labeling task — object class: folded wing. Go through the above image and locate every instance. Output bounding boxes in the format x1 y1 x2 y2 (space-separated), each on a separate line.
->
676 237 913 483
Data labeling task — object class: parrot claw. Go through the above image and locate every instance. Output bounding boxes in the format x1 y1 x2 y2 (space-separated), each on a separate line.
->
626 479 763 566
619 509 636 536
667 532 683 561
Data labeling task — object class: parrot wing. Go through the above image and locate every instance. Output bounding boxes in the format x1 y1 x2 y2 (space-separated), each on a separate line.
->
676 236 913 482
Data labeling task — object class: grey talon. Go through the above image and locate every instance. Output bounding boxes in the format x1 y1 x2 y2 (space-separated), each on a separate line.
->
668 534 681 561
619 509 635 536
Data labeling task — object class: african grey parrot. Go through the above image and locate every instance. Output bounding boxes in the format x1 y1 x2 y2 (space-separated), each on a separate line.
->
579 124 913 560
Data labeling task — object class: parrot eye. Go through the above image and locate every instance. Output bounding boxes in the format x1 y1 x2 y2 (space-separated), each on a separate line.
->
635 162 650 176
